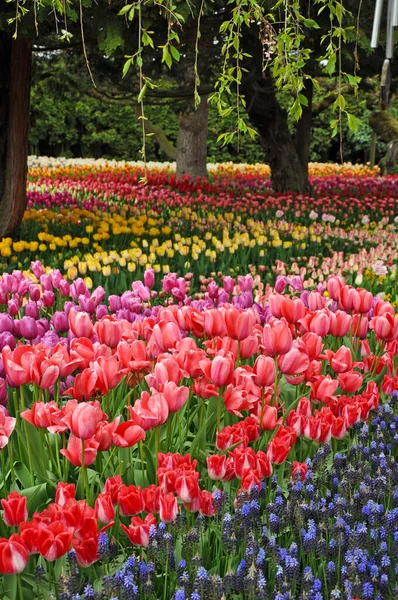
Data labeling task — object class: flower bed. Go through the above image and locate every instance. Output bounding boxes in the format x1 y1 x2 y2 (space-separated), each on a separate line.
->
0 160 397 599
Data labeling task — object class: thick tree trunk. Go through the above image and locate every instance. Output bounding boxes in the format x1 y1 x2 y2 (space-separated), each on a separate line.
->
176 97 208 179
242 75 309 194
369 110 398 143
0 32 32 239
295 79 313 177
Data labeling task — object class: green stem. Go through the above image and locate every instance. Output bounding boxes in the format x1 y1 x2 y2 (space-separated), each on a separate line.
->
17 574 23 600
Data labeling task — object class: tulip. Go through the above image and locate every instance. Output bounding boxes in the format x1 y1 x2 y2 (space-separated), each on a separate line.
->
112 420 146 447
324 346 353 373
1 492 28 527
118 485 145 517
94 493 115 524
338 370 364 393
60 436 99 467
68 309 94 338
224 306 257 340
310 375 339 404
263 320 292 356
200 354 235 387
142 485 161 513
0 534 28 574
252 355 275 388
103 475 123 505
260 404 280 430
175 471 200 503
0 407 16 448
121 514 156 546
128 391 169 430
292 461 308 481
159 493 179 522
62 401 105 440
55 482 76 507
278 345 310 376
329 310 352 337
38 521 73 561
206 454 227 480
94 316 122 348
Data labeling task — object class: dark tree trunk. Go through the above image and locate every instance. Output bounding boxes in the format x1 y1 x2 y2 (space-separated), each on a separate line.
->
295 79 313 177
242 75 309 194
369 110 398 143
176 97 208 179
0 32 32 239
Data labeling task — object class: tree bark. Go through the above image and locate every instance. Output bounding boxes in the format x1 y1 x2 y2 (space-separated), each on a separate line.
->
242 75 309 194
369 110 398 144
0 32 32 239
295 79 313 176
176 97 208 179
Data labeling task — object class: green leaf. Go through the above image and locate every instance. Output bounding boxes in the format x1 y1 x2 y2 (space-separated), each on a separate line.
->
346 112 360 133
137 82 147 103
20 483 50 514
162 46 172 68
144 445 156 484
118 4 133 15
122 58 133 78
170 46 180 61
303 18 320 28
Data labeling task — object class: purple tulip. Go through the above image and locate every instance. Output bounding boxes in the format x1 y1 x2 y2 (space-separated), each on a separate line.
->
42 291 56 307
109 295 122 312
19 316 38 340
96 305 108 320
25 302 39 319
0 314 13 334
29 284 41 302
59 279 70 297
7 298 19 317
223 276 235 294
51 311 69 333
79 295 95 314
0 332 16 351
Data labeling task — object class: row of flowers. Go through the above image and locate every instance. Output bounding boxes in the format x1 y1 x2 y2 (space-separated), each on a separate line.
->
0 266 396 596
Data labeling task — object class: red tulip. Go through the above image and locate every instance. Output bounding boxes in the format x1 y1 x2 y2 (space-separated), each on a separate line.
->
370 314 398 342
292 461 308 481
331 416 347 439
55 483 76 507
60 436 99 467
159 492 178 523
260 404 280 431
253 355 276 387
224 307 257 340
198 490 217 517
128 391 169 430
94 418 121 451
203 308 226 338
0 534 28 574
62 401 105 440
325 346 353 373
142 485 161 513
200 354 235 387
338 370 363 393
0 409 16 449
207 454 227 480
73 536 99 567
278 345 310 376
1 492 28 527
310 375 339 404
102 475 123 504
350 314 369 339
161 381 189 413
280 297 306 324
94 494 115 524
64 368 98 401
352 288 373 313
121 513 156 547
38 521 73 561
263 320 293 356
151 321 182 352
112 420 146 448
175 471 200 503
68 309 94 338
256 450 272 477
94 316 122 348
118 485 145 517
21 401 65 433
329 310 352 337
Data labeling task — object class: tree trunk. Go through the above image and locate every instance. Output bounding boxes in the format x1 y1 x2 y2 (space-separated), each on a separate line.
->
176 97 208 179
369 110 398 143
242 75 309 193
0 32 32 239
295 79 313 177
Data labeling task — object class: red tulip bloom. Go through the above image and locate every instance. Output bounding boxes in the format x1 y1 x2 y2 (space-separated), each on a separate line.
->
329 310 352 337
256 450 272 478
253 355 276 387
60 436 99 467
370 314 398 342
175 471 200 503
292 461 308 481
128 391 169 430
94 494 115 524
62 401 106 440
338 371 363 393
325 346 353 373
121 514 156 547
38 521 73 561
94 316 122 348
68 309 94 338
310 375 339 404
159 493 178 523
142 485 161 513
224 306 257 340
263 320 293 356
55 483 76 507
94 418 121 451
161 381 189 413
200 354 235 387
280 297 306 324
21 401 66 434
1 492 28 527
72 535 99 567
207 454 227 480
118 485 145 517
151 321 182 352
278 345 310 376
0 534 28 574
0 409 16 449
203 308 226 338
300 332 324 360
260 404 280 431
64 368 98 401
112 420 146 448
331 416 347 439
102 475 123 505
